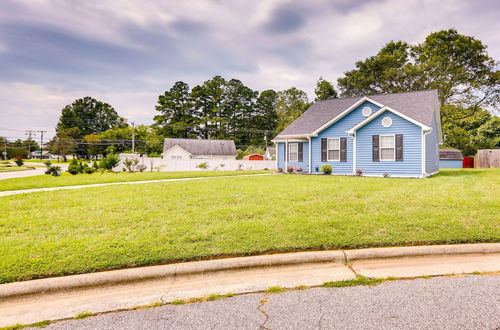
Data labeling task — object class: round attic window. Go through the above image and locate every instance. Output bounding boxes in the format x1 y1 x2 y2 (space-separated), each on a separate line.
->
361 106 372 117
382 116 392 127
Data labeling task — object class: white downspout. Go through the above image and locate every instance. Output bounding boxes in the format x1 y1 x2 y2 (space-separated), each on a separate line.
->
352 132 356 175
422 129 432 177
308 136 312 173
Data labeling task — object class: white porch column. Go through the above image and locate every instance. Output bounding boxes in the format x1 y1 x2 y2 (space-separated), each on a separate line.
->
308 136 312 173
285 138 288 171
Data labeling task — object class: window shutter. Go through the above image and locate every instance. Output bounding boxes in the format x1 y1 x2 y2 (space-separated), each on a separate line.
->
396 134 403 161
321 138 327 162
340 138 347 162
372 135 379 162
298 143 303 162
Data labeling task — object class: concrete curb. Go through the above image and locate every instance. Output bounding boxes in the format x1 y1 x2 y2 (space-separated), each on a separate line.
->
1 243 498 301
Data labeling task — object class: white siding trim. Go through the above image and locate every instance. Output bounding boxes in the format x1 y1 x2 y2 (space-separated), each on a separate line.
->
422 130 432 177
348 106 432 134
310 96 385 137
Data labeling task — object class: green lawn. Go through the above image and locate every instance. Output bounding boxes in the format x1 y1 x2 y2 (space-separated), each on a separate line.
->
0 170 269 192
0 169 499 283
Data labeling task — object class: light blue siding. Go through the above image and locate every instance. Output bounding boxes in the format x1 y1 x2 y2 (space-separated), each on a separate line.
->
276 141 309 172
311 101 380 174
356 111 422 177
439 159 462 168
425 113 440 174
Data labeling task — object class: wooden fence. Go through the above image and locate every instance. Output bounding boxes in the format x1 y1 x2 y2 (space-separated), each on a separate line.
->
475 149 500 168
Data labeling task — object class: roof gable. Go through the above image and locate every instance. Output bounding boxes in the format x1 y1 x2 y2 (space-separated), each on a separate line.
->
163 138 236 156
276 90 440 138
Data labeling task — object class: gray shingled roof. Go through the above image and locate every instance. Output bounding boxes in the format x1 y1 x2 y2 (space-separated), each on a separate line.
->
277 90 440 137
439 149 463 160
163 138 236 156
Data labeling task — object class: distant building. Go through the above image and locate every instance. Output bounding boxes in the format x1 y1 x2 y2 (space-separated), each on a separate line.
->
439 149 463 168
265 147 276 160
29 150 52 159
242 154 265 161
163 138 237 160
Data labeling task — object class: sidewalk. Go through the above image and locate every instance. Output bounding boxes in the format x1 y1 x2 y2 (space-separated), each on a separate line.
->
0 243 498 327
0 173 271 197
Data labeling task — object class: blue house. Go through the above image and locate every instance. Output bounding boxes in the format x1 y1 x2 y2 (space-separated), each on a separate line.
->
273 90 442 178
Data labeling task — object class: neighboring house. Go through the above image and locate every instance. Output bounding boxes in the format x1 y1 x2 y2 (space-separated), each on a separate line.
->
242 154 265 160
163 138 237 160
265 147 276 160
273 90 442 178
29 150 52 159
439 149 463 168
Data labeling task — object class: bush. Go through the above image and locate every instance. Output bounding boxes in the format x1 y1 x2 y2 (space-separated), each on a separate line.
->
321 164 332 175
14 158 24 167
383 173 390 178
67 164 80 175
137 164 147 172
355 169 363 177
196 162 209 170
78 162 84 174
92 160 99 171
83 164 95 174
287 166 294 173
44 160 52 167
99 153 120 171
46 166 61 176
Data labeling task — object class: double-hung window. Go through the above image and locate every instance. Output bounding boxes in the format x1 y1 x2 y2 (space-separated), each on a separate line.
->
380 135 395 161
288 143 298 162
327 138 340 161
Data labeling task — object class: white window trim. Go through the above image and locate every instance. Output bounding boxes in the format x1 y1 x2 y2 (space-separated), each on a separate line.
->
379 134 396 162
327 138 341 162
288 143 298 162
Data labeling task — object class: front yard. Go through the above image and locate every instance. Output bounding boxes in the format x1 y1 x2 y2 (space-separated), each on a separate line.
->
0 169 499 283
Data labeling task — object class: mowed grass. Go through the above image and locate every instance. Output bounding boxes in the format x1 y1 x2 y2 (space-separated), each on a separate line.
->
0 169 499 283
0 170 270 192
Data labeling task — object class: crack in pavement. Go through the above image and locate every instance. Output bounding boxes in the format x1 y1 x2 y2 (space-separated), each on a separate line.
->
160 264 178 304
258 296 270 330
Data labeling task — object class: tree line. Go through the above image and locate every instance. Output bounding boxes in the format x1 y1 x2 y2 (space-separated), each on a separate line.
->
28 28 497 160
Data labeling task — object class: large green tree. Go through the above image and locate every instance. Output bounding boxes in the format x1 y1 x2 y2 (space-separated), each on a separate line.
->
153 81 196 138
314 77 338 101
55 97 125 156
338 29 498 112
275 87 310 131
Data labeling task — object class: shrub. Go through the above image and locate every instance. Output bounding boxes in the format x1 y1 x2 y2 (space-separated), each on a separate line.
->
355 169 363 176
287 166 294 173
277 167 283 173
124 158 139 172
92 160 99 171
383 173 391 178
321 164 332 175
44 160 52 167
46 166 62 176
137 164 147 172
99 153 120 171
196 162 209 170
67 159 79 175
83 164 95 174
67 163 80 175
78 162 84 173
14 158 24 167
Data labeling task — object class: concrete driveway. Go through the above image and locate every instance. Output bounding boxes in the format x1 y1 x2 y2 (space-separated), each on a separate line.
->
42 275 500 330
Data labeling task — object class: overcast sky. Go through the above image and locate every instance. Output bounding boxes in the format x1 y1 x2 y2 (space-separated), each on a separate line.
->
0 0 499 140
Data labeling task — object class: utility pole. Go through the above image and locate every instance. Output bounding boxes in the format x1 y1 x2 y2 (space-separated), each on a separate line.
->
2 137 7 160
25 130 36 154
131 122 135 154
37 130 47 160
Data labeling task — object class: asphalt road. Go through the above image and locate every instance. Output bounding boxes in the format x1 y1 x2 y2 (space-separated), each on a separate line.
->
44 275 499 330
